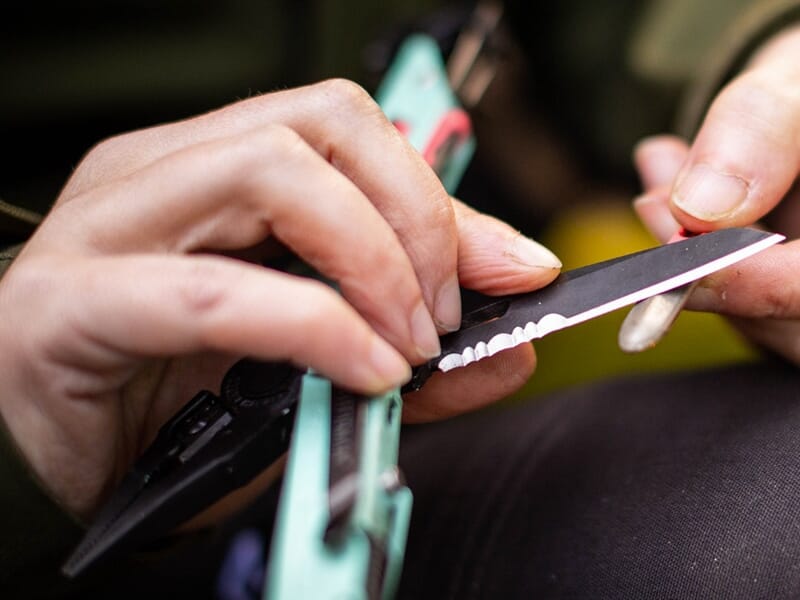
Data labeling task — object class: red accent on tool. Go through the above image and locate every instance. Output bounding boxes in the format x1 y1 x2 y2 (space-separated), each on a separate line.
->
421 109 472 170
392 120 411 136
668 228 694 244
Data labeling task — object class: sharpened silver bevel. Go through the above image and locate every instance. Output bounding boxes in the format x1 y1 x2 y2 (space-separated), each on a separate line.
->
437 232 784 372
438 314 568 371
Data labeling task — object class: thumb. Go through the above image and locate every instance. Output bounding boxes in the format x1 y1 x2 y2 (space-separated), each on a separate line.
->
670 27 800 231
452 200 561 296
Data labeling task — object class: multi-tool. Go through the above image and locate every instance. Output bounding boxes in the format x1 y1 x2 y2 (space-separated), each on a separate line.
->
62 223 783 580
62 23 785 600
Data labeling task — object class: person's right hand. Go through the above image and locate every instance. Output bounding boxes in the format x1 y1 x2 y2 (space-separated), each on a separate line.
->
0 79 561 522
632 25 800 364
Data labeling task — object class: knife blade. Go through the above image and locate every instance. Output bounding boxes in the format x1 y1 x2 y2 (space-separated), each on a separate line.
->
405 227 783 390
618 228 696 353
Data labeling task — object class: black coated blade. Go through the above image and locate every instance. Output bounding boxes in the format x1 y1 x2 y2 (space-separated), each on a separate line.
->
431 228 782 375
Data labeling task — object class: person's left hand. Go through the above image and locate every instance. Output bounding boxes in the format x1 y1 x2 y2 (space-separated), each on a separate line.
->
0 82 561 523
54 82 559 423
632 24 800 364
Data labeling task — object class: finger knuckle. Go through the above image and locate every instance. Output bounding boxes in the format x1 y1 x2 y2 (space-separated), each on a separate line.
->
259 124 308 161
81 132 130 165
175 259 234 318
2 258 87 359
761 285 800 319
429 195 456 229
318 78 384 133
717 74 800 149
197 125 307 197
316 78 374 110
1 257 58 305
239 124 310 172
60 133 138 201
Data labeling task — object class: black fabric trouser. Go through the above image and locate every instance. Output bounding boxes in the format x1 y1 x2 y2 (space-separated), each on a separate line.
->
85 359 800 599
398 359 800 599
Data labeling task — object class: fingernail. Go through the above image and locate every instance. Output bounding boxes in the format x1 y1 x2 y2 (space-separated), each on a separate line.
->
434 275 461 333
411 300 442 358
368 338 411 389
508 234 562 269
673 164 748 221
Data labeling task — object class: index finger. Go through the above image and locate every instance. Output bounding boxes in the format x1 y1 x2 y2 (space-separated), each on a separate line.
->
63 80 461 331
39 125 443 365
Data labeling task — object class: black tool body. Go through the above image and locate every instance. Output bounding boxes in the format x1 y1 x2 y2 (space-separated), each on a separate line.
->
63 360 302 577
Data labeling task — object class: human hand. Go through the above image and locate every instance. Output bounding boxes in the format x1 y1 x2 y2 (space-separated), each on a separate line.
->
633 25 800 363
0 80 560 520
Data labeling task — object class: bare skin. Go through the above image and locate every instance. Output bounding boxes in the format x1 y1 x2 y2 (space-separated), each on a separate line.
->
0 79 562 521
633 25 800 365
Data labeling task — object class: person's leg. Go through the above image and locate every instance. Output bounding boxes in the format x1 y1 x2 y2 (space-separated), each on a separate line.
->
399 359 800 599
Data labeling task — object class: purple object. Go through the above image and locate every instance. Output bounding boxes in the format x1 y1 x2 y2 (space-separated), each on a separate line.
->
216 529 267 600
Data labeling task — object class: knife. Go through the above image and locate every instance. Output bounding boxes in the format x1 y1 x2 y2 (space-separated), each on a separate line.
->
618 229 697 353
404 227 783 390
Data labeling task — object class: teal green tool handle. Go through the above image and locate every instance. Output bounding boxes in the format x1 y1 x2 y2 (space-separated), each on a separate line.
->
264 34 475 600
265 377 412 600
